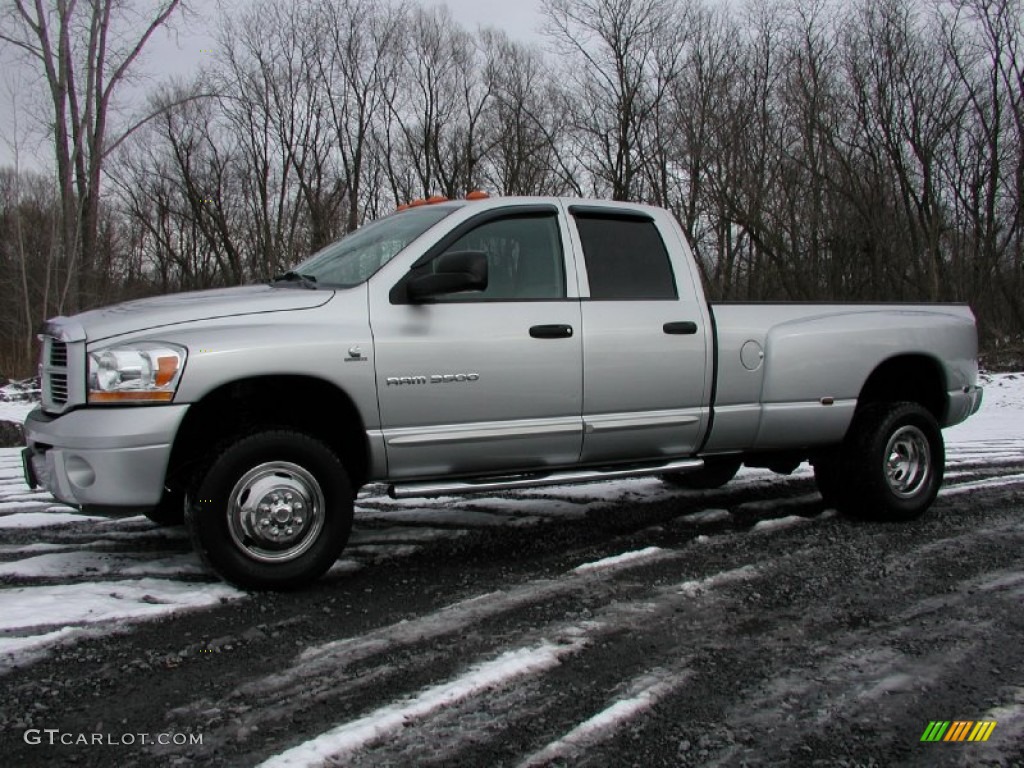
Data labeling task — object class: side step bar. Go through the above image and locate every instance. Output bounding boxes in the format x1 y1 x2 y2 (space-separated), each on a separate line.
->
389 458 704 499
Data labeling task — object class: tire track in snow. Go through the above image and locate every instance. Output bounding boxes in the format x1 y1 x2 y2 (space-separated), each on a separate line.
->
185 553 758 765
167 546 683 747
258 638 589 768
516 669 690 768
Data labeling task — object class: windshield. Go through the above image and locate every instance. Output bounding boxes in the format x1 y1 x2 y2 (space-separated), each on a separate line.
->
286 206 459 287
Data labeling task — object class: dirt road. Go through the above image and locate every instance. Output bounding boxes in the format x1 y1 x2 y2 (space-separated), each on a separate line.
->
1 435 1022 767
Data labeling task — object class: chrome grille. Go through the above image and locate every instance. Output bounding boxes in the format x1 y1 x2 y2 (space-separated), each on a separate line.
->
50 341 68 367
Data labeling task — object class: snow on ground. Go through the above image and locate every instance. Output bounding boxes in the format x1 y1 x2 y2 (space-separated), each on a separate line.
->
0 551 207 579
0 397 36 424
946 372 1024 442
572 546 667 574
0 373 1021 679
517 670 689 768
0 510 106 528
0 579 240 634
259 640 587 768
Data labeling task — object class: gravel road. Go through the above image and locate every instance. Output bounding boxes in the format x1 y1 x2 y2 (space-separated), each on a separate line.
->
0 433 1022 767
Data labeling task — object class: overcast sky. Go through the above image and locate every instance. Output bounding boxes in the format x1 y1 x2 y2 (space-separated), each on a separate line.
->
0 0 545 172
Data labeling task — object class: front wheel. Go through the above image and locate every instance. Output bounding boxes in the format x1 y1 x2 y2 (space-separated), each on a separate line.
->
185 430 353 589
838 402 944 521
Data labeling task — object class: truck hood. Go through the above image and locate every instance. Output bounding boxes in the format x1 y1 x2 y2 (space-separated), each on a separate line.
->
45 285 335 343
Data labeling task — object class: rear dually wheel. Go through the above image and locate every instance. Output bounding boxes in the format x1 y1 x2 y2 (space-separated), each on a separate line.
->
837 402 944 522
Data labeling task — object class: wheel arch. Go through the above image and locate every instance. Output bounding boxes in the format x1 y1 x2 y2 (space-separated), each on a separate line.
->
856 354 947 423
165 375 370 495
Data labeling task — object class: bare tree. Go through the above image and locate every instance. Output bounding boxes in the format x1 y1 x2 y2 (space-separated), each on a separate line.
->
313 0 404 230
379 5 492 200
542 0 683 200
941 0 1024 337
477 30 573 196
0 0 185 311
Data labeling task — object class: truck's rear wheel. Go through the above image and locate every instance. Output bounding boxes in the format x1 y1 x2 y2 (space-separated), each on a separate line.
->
661 458 742 490
185 430 353 589
838 402 943 521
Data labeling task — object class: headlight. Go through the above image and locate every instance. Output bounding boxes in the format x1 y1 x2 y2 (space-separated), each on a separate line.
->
87 342 187 404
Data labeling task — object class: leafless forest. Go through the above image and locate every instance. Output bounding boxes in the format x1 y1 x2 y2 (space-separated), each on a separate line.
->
0 0 1021 377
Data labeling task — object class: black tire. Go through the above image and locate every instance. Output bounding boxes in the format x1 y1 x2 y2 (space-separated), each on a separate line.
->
662 458 742 490
144 489 186 526
837 402 944 522
185 430 353 589
812 451 844 508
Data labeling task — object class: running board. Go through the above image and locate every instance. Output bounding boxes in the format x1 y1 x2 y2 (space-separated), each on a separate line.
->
388 458 704 499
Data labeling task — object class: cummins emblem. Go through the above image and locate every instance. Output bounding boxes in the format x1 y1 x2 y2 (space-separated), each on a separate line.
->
386 373 480 386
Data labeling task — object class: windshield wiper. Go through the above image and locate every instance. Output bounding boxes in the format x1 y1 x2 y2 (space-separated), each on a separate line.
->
271 270 318 289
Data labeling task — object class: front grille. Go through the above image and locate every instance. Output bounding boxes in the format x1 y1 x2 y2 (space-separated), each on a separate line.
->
50 341 67 367
49 373 69 404
40 335 79 412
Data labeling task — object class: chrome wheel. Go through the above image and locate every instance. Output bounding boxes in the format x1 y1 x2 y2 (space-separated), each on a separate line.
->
884 425 931 498
227 461 325 563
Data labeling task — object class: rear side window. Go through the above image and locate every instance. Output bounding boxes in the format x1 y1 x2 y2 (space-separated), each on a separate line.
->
574 215 677 299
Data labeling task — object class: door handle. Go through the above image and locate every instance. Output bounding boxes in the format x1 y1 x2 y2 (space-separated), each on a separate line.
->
663 321 698 335
530 324 574 339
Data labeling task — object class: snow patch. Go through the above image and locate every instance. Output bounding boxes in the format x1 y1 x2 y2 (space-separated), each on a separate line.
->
0 628 85 672
258 640 584 768
751 515 811 533
573 546 667 574
680 508 731 525
0 551 205 579
0 578 242 633
677 565 758 596
517 670 688 768
946 372 1024 443
0 510 107 529
938 473 1024 497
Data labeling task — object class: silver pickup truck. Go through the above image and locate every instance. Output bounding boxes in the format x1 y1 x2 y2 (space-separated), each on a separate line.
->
23 196 983 588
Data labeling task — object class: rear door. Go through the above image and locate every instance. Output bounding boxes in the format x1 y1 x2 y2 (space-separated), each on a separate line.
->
369 204 584 480
569 206 711 463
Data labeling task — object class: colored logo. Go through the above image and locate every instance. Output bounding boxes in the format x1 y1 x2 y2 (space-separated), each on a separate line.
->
920 721 997 742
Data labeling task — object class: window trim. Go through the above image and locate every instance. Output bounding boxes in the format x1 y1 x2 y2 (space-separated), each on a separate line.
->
567 204 655 223
571 212 679 301
390 205 567 305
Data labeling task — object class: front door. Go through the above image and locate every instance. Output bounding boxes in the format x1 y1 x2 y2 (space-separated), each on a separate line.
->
369 206 583 479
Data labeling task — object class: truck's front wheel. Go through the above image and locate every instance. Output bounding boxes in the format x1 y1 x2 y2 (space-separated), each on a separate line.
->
186 431 353 589
839 402 944 521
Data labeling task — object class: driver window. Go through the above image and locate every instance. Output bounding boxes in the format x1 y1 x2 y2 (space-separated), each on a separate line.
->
434 213 566 301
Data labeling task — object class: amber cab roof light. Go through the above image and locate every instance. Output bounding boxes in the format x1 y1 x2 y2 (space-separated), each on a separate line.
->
394 190 489 213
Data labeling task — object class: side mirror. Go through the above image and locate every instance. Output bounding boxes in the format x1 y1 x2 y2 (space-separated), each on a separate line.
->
407 250 488 302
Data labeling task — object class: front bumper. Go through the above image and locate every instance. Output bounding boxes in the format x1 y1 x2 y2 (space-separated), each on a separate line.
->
23 405 190 508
